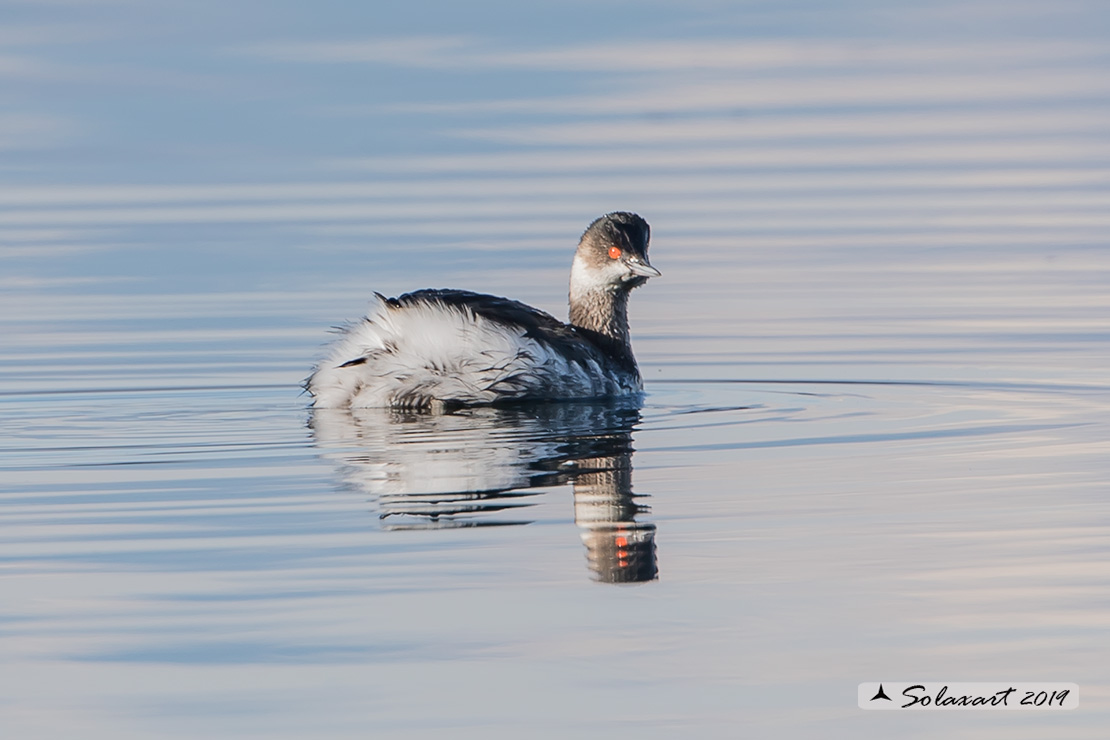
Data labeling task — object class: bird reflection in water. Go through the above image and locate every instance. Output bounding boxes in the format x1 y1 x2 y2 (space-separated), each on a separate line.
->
309 402 657 583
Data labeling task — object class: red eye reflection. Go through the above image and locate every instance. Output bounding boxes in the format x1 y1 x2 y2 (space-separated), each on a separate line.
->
608 246 622 259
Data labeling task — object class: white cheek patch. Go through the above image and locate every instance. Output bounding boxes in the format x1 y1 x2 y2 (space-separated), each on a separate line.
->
569 254 624 298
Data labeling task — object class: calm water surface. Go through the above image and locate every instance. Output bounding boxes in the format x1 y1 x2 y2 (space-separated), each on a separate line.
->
2 2 1110 738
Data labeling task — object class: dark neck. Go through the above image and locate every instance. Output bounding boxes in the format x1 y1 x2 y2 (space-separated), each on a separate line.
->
570 287 630 345
569 288 639 374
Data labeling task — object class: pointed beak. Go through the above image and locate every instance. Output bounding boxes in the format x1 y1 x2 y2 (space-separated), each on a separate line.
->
626 257 661 278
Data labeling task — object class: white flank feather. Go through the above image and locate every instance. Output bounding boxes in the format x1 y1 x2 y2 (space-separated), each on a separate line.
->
308 295 627 409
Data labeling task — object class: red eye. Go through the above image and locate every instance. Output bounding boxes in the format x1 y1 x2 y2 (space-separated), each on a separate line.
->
608 246 622 259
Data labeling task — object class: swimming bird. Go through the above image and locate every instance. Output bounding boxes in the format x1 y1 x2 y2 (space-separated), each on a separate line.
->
306 212 660 410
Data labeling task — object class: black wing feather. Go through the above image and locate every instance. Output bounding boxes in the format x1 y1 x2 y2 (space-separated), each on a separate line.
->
389 289 635 375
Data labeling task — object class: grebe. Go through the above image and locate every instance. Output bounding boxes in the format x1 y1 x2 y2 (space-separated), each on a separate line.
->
306 212 660 410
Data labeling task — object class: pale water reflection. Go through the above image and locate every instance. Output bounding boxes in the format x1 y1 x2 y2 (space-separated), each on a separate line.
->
311 402 658 582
